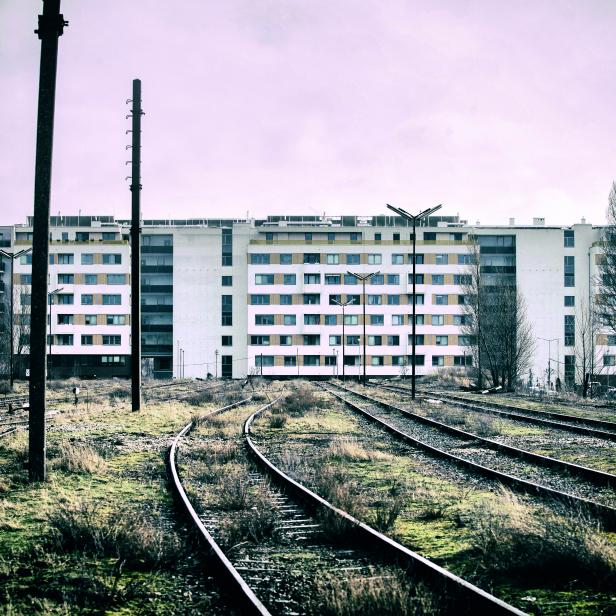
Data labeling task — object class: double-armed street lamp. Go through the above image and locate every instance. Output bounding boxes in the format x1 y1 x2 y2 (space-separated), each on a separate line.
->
538 336 559 387
0 248 32 387
331 297 355 383
347 271 379 387
386 203 443 400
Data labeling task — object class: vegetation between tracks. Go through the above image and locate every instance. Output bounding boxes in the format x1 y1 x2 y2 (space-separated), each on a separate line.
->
0 378 245 615
253 382 616 615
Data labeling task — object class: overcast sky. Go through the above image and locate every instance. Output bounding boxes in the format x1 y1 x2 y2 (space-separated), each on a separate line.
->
1 0 615 227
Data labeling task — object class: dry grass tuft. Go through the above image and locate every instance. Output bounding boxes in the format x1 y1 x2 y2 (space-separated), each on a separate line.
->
47 500 183 570
310 569 440 616
327 437 391 462
268 413 288 428
52 443 107 475
469 489 616 585
283 384 324 417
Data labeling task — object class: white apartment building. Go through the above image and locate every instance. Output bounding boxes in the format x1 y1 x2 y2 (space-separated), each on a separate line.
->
3 214 613 387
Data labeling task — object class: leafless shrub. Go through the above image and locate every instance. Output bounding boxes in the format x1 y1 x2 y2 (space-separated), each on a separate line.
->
216 469 251 510
283 384 323 417
186 389 215 406
466 415 502 437
191 440 237 465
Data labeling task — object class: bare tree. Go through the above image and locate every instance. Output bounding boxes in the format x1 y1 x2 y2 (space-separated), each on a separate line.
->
596 182 616 335
462 238 535 390
12 286 31 379
573 300 603 397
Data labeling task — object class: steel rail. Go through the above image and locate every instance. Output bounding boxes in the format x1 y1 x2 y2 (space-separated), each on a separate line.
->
426 389 616 433
323 383 616 530
351 384 616 488
167 397 271 616
381 384 616 441
244 403 526 615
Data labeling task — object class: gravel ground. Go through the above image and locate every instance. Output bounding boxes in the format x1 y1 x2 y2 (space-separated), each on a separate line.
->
332 386 616 510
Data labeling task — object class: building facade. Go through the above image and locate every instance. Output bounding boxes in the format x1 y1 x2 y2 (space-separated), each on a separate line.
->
2 214 613 387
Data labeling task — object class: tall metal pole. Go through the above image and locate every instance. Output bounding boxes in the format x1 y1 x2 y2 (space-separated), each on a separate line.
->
347 273 378 387
29 0 67 482
411 219 417 399
386 203 442 400
9 257 14 388
130 79 142 411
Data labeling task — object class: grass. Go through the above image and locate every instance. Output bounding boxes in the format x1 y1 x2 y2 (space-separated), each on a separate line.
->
468 489 616 587
0 379 237 614
310 569 441 616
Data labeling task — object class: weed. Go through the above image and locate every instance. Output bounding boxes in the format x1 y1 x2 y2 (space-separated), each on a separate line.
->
47 500 183 570
187 389 214 406
191 439 237 465
468 489 616 586
215 469 250 510
369 480 407 533
52 442 107 475
309 568 440 616
283 384 324 417
466 415 502 437
217 486 281 549
269 413 288 428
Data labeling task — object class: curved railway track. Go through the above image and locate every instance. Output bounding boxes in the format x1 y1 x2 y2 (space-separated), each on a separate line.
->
323 382 616 529
168 396 524 615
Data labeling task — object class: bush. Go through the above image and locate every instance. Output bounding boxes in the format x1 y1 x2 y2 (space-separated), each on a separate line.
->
0 381 11 395
283 385 323 417
468 489 616 586
187 389 214 406
216 469 251 510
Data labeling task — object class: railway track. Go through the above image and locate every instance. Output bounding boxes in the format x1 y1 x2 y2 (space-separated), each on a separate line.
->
168 396 524 615
402 387 616 441
323 382 616 529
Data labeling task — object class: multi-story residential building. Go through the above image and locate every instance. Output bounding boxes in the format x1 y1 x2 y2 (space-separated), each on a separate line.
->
3 214 614 388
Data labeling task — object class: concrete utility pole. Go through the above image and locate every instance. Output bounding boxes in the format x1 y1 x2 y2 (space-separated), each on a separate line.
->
347 271 379 386
387 203 443 400
29 0 68 482
129 79 142 411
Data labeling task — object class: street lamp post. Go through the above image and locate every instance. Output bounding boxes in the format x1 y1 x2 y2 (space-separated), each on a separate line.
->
538 336 558 388
0 248 32 387
347 272 379 387
386 203 443 400
332 297 355 383
47 287 63 380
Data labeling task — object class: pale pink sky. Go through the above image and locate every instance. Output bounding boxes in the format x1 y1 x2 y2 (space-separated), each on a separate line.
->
1 0 615 226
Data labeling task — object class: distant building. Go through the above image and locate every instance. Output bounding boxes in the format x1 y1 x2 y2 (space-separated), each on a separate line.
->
3 214 613 388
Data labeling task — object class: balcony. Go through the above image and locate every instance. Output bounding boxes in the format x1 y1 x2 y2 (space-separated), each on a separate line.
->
141 304 173 313
141 284 173 293
141 265 172 273
141 324 173 332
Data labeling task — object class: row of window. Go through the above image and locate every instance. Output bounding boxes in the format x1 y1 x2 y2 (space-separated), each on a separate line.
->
254 354 472 367
249 334 470 346
254 273 472 286
56 314 127 325
39 293 123 305
262 231 465 243
251 313 467 326
249 293 469 306
19 253 124 265
250 253 473 265
51 273 127 285
48 334 122 346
